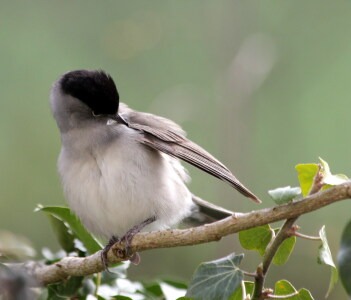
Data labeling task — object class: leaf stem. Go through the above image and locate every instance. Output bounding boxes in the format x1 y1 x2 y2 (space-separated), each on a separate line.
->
266 291 299 298
293 231 321 241
94 272 101 297
241 280 247 300
242 271 257 278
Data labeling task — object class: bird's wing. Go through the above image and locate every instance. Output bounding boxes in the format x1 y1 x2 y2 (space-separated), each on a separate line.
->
119 104 260 203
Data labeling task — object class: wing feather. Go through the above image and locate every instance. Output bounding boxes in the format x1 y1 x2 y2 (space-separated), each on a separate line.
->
119 105 260 203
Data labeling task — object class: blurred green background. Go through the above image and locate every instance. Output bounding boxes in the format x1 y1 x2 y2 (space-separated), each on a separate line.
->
1 1 350 298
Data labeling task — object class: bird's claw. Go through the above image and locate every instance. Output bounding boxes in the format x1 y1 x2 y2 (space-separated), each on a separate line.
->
101 216 156 270
101 235 119 273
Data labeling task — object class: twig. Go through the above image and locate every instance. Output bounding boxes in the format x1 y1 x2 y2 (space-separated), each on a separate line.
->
243 271 257 278
14 182 351 285
308 164 324 195
252 218 298 299
292 232 321 241
262 218 298 275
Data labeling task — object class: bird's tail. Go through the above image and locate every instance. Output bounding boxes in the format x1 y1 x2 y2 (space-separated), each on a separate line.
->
181 194 234 227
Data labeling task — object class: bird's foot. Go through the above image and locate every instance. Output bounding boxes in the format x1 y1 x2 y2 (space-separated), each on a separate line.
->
101 235 119 273
120 216 156 264
101 216 156 270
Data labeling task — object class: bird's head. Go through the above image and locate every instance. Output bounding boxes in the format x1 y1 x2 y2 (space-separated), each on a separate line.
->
50 70 120 132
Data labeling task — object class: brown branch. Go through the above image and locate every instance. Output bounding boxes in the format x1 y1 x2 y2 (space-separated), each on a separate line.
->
20 181 351 285
308 164 325 195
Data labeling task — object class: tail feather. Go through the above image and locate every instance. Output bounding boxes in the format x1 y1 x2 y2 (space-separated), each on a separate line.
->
181 195 234 227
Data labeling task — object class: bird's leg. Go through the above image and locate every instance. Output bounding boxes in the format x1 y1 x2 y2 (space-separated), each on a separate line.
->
101 216 156 271
121 216 156 258
101 235 119 273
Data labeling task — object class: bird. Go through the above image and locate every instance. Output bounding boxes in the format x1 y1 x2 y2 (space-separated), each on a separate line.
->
50 69 260 268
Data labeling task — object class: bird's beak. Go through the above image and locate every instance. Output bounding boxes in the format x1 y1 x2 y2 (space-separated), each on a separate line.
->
107 114 128 126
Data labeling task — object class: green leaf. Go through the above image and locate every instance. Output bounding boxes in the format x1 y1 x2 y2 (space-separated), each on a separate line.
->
274 280 314 299
185 253 244 300
239 225 295 265
36 205 102 254
143 282 163 297
317 226 338 297
268 186 301 204
338 219 351 296
112 296 133 300
47 214 75 252
295 164 319 197
239 225 272 256
229 281 254 300
48 276 84 297
163 279 187 290
47 286 67 300
319 157 349 186
272 235 296 266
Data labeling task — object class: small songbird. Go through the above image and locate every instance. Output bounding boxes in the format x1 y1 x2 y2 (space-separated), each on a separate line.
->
50 70 260 267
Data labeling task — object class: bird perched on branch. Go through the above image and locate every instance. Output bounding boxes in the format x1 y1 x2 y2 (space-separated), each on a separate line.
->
50 69 260 268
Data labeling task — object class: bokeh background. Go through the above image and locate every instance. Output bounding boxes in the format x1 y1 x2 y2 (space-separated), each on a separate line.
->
1 1 350 298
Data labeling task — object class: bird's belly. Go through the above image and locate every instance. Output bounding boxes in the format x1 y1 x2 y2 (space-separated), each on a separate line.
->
58 142 193 238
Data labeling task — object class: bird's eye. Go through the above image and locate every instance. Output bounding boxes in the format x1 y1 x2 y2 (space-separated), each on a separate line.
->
92 111 102 117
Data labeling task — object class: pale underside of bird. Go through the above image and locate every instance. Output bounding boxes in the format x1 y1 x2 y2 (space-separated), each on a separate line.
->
50 69 260 266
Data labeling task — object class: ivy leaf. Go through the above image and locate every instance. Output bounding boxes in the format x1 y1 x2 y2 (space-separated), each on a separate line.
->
163 279 187 290
229 281 254 300
239 225 272 256
295 164 319 197
317 226 338 297
338 219 351 296
319 157 349 186
274 280 314 299
36 205 102 254
48 276 84 297
272 235 296 266
47 286 67 300
186 253 244 300
46 214 75 253
239 225 295 266
142 282 163 297
268 186 301 204
142 280 188 299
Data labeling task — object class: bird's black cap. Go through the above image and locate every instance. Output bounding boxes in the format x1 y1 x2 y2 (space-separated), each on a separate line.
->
60 70 119 115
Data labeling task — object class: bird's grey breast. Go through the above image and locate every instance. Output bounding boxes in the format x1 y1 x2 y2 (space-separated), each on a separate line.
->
57 123 193 237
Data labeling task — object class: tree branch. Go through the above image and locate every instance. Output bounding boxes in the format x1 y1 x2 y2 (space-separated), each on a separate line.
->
19 181 351 285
